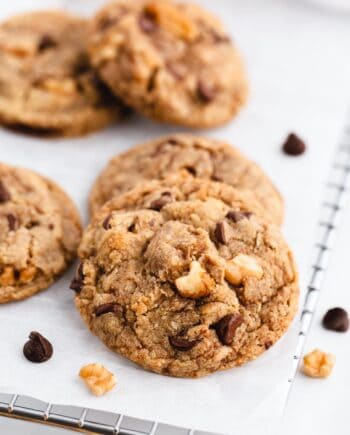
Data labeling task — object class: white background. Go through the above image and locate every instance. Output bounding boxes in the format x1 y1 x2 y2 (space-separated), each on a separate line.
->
0 0 350 434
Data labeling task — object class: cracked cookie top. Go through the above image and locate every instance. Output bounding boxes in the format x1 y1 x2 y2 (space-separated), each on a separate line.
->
0 11 128 136
0 163 82 303
89 134 284 225
89 0 248 128
75 175 298 378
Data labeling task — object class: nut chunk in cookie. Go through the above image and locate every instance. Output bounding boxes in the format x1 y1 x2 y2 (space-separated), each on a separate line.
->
0 12 128 136
75 175 299 378
0 163 82 303
89 0 248 128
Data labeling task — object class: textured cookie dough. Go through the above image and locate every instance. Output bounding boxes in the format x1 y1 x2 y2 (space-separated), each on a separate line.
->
89 134 284 225
75 175 299 378
0 163 82 303
89 0 248 128
0 11 127 136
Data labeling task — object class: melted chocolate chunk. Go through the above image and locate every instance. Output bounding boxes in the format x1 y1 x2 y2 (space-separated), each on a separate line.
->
169 335 200 351
213 313 243 345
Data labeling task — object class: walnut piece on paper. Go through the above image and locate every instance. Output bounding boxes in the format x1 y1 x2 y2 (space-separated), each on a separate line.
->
79 363 116 396
302 349 335 378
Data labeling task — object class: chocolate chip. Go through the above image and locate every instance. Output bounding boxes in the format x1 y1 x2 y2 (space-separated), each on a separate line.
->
150 192 173 211
23 331 53 363
264 340 273 350
90 72 119 107
212 31 231 44
38 34 57 51
322 307 349 332
184 166 196 176
139 11 158 33
197 80 216 103
214 221 228 244
6 214 18 231
212 313 243 345
147 67 159 92
128 222 136 232
226 210 251 223
103 214 112 230
70 263 84 293
169 335 200 351
282 133 306 156
95 303 120 317
74 53 91 75
0 181 10 203
48 223 54 230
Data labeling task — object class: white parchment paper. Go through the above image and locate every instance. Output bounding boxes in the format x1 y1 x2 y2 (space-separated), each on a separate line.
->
1 1 350 434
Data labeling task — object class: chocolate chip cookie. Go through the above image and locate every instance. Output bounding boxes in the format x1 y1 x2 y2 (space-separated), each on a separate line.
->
89 0 248 128
0 163 82 303
0 11 127 136
89 134 284 225
75 175 299 378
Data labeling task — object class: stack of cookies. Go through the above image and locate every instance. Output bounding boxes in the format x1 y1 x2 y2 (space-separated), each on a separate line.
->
74 134 299 378
0 0 300 379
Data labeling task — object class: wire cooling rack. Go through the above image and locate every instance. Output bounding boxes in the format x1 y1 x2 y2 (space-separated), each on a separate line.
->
0 392 219 435
1 121 350 435
286 119 350 389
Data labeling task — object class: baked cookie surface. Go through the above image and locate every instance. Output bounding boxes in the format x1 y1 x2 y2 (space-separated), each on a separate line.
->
0 11 127 136
75 175 298 378
0 163 82 303
89 0 248 128
89 134 284 225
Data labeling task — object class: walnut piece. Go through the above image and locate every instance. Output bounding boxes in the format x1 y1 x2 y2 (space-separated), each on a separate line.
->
19 266 37 283
40 78 77 96
91 44 117 65
0 266 15 286
175 260 214 299
79 363 116 396
225 254 263 285
302 349 335 378
145 1 199 41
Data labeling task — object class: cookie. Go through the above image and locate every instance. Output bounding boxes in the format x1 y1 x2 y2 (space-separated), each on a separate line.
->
89 0 248 128
0 163 82 303
75 175 299 378
0 11 128 136
89 134 284 225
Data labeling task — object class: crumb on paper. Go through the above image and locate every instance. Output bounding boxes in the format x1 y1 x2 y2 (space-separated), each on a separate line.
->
79 363 116 396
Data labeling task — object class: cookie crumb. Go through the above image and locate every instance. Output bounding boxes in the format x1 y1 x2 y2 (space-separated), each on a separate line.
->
302 349 335 378
282 133 306 156
79 363 116 396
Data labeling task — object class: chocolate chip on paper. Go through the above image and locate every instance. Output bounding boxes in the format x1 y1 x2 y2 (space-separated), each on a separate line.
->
282 133 306 156
23 331 53 363
322 307 349 332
